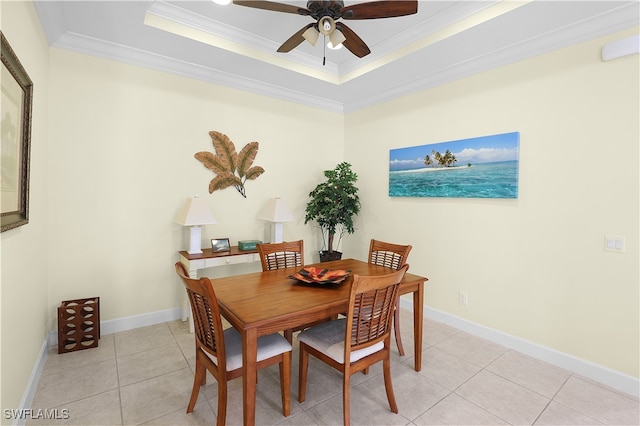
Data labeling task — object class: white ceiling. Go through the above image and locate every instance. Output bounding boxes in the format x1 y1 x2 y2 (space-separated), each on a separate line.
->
34 0 639 113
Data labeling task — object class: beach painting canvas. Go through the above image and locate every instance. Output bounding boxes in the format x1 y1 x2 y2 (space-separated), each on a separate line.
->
389 132 520 198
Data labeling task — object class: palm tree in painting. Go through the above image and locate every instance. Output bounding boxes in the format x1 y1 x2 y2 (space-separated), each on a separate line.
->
432 150 443 167
443 149 457 167
424 155 432 168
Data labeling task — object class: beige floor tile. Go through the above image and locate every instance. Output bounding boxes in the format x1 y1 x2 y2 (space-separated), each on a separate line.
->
120 367 195 425
115 324 176 357
486 350 570 398
456 370 550 425
166 319 191 336
173 332 196 368
554 376 640 425
117 344 189 386
359 361 449 421
303 387 411 426
535 401 605 425
577 374 640 402
200 372 244 404
419 346 482 391
435 333 507 367
139 398 215 425
32 358 119 409
29 318 636 426
42 335 116 376
392 308 418 355
294 356 343 407
204 372 301 426
28 389 122 426
414 393 509 425
422 319 460 348
276 410 320 425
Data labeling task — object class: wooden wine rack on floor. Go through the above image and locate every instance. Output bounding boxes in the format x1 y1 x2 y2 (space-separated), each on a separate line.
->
57 297 100 354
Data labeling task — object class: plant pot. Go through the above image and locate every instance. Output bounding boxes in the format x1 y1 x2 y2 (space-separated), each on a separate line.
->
319 250 342 262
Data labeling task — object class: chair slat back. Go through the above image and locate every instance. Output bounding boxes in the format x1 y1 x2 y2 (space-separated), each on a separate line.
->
257 240 304 271
368 239 412 270
175 262 225 364
346 265 409 351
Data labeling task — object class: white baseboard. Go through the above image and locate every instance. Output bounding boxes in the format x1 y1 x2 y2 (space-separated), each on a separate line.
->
399 299 639 398
47 307 182 346
13 340 49 426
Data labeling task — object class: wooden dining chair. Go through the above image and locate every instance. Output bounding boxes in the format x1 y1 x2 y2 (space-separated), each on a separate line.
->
257 240 331 342
257 240 305 342
257 240 304 272
368 239 413 356
297 265 409 426
175 262 292 426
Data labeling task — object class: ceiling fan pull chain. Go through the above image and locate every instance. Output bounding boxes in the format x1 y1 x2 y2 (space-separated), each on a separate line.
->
323 35 326 66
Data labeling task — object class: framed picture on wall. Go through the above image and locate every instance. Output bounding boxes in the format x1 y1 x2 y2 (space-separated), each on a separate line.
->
389 132 520 199
1 32 33 232
211 238 231 253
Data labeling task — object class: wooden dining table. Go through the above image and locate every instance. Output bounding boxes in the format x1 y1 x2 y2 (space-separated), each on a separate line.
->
206 258 428 426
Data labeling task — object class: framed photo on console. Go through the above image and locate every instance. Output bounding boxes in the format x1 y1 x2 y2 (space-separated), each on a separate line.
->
211 238 230 253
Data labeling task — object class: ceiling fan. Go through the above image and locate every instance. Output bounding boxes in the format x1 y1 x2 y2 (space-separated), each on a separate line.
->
232 1 418 58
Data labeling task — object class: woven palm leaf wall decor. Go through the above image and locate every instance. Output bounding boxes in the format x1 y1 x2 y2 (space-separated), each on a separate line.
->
195 131 265 198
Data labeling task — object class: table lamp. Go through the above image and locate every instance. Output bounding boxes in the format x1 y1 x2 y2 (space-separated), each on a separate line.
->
174 196 217 254
257 197 294 243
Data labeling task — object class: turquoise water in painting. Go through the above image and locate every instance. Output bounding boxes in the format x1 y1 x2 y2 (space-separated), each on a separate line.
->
389 160 518 198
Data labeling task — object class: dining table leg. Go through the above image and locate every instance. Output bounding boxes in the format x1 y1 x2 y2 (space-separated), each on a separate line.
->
242 328 258 425
412 285 424 372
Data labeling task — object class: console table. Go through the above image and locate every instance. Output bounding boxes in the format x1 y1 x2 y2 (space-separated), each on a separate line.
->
178 246 260 330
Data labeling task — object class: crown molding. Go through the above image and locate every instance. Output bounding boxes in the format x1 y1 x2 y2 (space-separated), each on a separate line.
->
344 1 640 113
52 31 345 113
34 1 639 114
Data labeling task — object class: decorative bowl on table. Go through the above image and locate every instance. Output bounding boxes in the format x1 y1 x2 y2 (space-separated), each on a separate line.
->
289 266 350 286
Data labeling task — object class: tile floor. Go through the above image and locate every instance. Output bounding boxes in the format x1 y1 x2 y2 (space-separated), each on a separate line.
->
29 310 639 425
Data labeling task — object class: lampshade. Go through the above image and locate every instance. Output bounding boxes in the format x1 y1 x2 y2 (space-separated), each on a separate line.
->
302 26 320 46
175 196 217 254
174 196 217 226
328 29 346 49
258 197 294 243
257 197 294 223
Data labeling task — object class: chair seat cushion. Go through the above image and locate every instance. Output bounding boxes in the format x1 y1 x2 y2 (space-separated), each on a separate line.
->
205 328 292 371
297 318 383 364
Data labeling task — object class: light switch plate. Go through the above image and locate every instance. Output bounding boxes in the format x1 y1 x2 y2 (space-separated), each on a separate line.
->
604 235 625 253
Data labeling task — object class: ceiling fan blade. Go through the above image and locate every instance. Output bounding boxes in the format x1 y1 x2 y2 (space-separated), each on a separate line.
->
336 23 371 58
341 0 418 19
277 23 315 52
233 0 310 16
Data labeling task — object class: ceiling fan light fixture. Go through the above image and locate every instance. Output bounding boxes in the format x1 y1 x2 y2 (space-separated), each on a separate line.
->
302 26 320 46
328 29 346 49
318 16 336 36
212 0 232 5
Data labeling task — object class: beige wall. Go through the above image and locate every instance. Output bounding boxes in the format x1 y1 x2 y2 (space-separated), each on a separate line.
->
343 28 639 378
1 0 638 413
44 48 344 324
0 1 50 416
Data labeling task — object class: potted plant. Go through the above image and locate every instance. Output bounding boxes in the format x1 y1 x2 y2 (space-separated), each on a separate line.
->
304 162 361 262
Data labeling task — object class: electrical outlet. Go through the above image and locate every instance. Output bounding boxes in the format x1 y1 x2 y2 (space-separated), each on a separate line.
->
458 291 469 306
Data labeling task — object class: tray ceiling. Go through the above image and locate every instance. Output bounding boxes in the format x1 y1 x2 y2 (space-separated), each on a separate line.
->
34 0 639 113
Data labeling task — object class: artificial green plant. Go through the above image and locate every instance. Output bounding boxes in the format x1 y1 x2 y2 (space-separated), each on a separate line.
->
304 162 361 254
